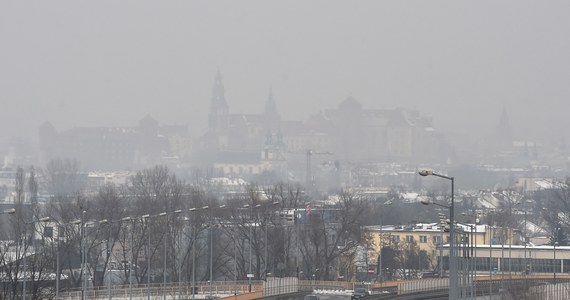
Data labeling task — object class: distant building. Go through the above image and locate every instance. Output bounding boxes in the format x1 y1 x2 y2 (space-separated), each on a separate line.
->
37 72 446 178
196 71 446 182
38 115 188 171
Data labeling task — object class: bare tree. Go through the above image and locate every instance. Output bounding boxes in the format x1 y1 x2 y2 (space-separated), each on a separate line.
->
536 179 570 245
299 190 371 280
28 167 38 206
125 165 186 284
88 184 127 287
43 158 82 201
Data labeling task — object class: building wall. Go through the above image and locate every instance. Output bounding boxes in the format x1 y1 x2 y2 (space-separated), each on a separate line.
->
364 225 488 265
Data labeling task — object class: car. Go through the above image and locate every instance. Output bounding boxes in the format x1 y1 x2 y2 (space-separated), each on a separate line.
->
351 288 368 300
304 294 319 300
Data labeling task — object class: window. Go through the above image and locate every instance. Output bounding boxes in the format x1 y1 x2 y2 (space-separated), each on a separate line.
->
58 226 66 239
44 226 53 238
405 235 413 242
419 235 427 243
433 236 440 244
392 235 400 242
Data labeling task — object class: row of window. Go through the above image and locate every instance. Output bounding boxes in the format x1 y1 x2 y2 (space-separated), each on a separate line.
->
224 166 256 174
390 235 449 244
441 257 570 273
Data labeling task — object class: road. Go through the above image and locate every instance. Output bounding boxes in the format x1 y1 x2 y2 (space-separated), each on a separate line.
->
315 294 351 300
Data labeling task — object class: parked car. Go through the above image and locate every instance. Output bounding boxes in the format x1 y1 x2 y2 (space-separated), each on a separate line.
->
351 288 369 300
304 294 319 300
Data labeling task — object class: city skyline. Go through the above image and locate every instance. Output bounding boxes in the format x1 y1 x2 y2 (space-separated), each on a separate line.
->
1 1 569 145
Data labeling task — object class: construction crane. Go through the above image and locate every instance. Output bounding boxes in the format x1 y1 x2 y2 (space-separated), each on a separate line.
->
306 149 333 188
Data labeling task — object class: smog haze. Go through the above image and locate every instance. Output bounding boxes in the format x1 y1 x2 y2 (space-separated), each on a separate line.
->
1 1 569 143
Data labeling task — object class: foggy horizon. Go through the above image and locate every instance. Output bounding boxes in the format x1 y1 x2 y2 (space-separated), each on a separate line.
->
1 1 569 144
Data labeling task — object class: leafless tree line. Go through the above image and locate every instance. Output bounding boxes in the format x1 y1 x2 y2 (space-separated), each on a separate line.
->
0 161 372 300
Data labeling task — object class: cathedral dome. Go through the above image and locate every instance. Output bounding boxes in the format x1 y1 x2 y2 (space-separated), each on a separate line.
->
338 96 362 112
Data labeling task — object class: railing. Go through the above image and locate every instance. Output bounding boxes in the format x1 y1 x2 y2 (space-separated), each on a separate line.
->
59 275 570 300
61 280 263 299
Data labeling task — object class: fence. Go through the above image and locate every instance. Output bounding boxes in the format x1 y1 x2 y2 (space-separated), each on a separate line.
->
59 275 570 300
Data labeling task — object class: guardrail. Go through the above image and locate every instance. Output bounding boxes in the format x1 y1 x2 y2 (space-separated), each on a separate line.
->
61 281 263 299
60 274 570 300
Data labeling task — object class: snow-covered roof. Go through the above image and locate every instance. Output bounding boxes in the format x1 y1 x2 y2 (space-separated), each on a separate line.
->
535 179 556 189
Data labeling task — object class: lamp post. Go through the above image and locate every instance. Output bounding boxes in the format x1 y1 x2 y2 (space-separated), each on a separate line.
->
22 215 50 300
78 210 88 300
119 217 136 300
206 205 227 299
55 225 61 300
52 219 84 300
159 210 184 300
208 206 214 300
158 212 168 300
554 226 560 285
243 204 254 292
375 199 392 282
141 214 151 300
263 202 280 282
246 203 261 291
418 169 457 300
461 212 479 298
523 210 528 275
189 206 209 300
84 217 109 300
177 216 189 300
103 219 115 300
437 212 446 278
172 209 182 300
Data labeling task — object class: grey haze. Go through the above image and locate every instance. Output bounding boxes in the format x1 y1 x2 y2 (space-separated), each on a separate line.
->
1 0 569 143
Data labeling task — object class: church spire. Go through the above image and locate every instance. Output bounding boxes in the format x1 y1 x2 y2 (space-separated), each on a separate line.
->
264 87 280 130
264 86 278 116
496 106 513 143
208 70 229 132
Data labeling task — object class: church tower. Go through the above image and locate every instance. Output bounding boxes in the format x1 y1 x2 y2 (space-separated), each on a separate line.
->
208 70 229 133
496 106 513 144
264 87 280 130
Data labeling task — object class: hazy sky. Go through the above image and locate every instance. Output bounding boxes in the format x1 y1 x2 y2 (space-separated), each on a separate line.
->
1 1 569 143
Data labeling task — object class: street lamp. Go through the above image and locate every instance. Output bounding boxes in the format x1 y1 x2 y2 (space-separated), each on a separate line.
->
119 216 136 300
82 217 109 300
76 210 88 300
159 212 168 300
437 212 446 279
53 217 104 300
99 218 119 300
141 214 151 300
554 227 560 285
263 201 280 282
53 222 64 300
189 206 209 300
455 221 476 299
418 169 458 300
243 204 258 292
207 205 227 299
22 216 50 300
150 209 182 300
377 200 392 282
